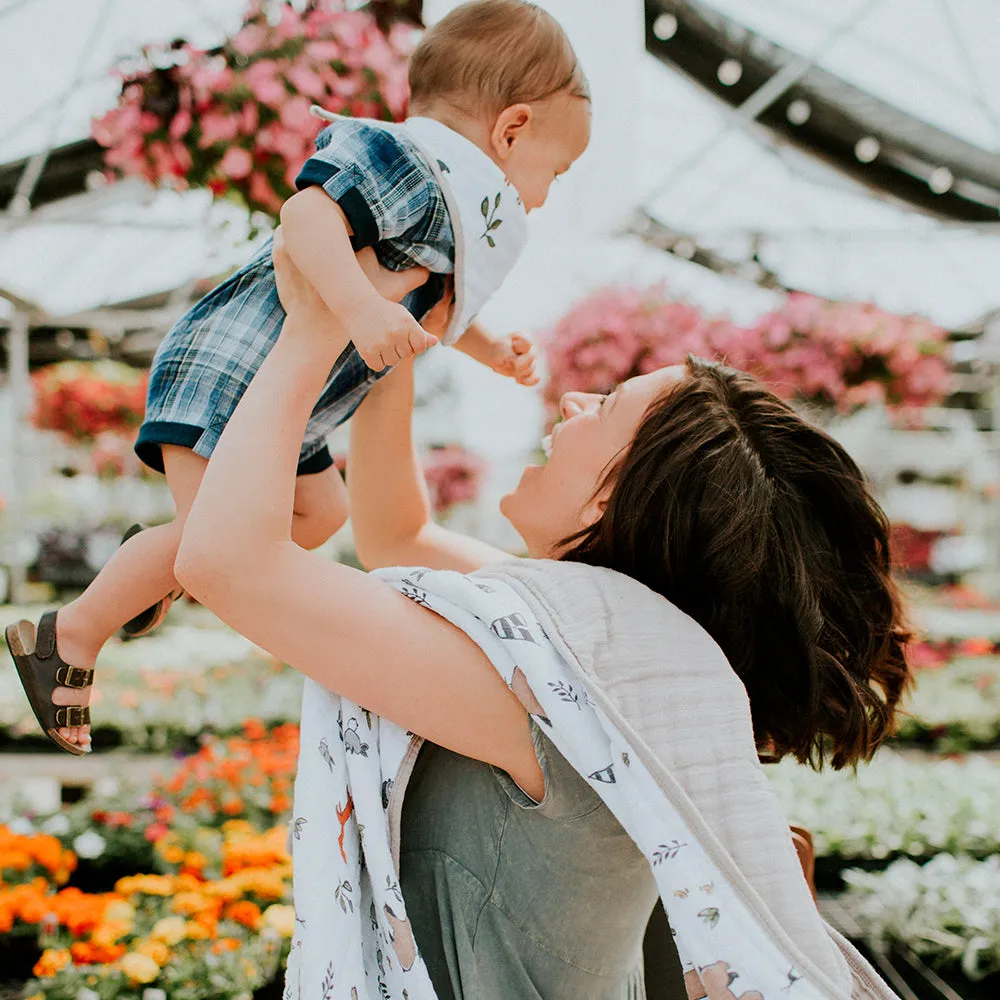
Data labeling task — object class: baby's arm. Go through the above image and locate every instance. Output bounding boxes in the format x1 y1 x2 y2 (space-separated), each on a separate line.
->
452 321 539 387
280 187 435 370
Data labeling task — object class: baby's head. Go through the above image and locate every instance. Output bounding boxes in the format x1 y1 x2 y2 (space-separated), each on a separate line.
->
408 0 591 211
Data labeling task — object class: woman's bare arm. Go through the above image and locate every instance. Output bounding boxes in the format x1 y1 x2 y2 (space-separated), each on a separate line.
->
174 240 542 798
348 359 513 572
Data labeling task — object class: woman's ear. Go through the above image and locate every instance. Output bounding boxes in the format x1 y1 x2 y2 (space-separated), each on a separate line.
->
579 492 607 531
490 103 533 161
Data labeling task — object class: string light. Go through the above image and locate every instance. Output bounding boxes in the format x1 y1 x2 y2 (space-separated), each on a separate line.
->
854 136 881 163
652 13 678 40
717 59 743 86
673 238 697 259
786 99 811 126
928 167 954 194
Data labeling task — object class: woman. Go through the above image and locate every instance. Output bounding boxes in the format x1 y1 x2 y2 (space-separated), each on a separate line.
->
171 240 910 1000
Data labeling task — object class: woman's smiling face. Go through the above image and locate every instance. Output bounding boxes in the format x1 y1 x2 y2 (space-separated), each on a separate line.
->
500 366 687 556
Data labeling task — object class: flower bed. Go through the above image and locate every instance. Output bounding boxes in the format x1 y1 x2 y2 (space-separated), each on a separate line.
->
1 724 298 998
842 854 1000 985
767 754 1000 886
896 655 1000 751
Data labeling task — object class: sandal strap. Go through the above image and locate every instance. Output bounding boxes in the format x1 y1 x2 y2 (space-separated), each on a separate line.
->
54 705 90 728
55 664 94 689
36 611 60 660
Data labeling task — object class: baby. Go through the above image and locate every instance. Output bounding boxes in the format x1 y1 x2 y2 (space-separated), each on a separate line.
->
6 0 591 753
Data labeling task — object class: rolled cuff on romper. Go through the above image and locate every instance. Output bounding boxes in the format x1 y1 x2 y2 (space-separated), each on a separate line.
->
135 421 335 477
295 161 379 251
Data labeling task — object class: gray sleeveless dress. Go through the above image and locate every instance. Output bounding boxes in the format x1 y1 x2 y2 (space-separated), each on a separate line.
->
399 721 682 999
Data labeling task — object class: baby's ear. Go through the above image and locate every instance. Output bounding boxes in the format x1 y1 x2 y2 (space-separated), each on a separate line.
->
491 103 533 156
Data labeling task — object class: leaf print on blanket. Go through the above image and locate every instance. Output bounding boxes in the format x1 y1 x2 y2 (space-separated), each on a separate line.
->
337 795 354 863
292 816 307 840
698 906 720 929
480 191 503 247
400 584 430 608
335 879 354 914
652 840 687 865
548 679 583 709
321 961 336 1000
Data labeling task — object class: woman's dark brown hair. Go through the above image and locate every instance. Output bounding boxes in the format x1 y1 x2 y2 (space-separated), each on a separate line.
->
561 358 911 770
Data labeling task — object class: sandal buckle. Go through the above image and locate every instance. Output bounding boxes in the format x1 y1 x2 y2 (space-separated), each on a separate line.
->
55 665 94 689
54 706 90 728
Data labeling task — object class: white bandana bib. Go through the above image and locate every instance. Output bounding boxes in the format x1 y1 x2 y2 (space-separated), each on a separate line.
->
310 109 528 345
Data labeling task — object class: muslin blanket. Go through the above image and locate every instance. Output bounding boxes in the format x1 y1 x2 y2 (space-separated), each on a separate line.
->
283 560 900 1000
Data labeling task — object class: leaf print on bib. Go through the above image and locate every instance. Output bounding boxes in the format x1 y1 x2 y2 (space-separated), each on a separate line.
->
480 191 503 247
698 906 720 929
653 840 687 864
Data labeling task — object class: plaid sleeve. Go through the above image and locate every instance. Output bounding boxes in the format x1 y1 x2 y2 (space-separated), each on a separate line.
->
295 120 434 250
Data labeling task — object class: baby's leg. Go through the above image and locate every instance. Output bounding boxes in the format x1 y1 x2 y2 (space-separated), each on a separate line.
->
52 446 207 745
292 465 350 550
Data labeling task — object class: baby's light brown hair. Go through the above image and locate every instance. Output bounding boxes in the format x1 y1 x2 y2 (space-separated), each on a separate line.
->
409 1 590 118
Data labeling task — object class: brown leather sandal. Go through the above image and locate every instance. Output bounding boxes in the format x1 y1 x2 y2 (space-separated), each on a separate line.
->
119 523 184 638
5 611 93 755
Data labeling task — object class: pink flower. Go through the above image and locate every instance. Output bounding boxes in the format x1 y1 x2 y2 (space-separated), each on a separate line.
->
198 108 241 147
245 60 288 109
284 61 326 100
230 23 268 56
220 146 253 180
279 95 317 134
169 109 193 139
249 170 283 213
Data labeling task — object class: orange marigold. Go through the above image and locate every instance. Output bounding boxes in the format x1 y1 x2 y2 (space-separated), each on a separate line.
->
70 940 127 965
33 947 71 978
226 900 262 929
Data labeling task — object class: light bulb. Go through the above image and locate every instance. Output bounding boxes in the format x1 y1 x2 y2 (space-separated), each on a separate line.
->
786 99 811 126
717 59 743 86
854 136 881 163
653 13 678 40
929 167 954 194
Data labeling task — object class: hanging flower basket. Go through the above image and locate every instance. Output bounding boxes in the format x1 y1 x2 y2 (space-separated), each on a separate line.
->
543 286 952 417
31 361 148 444
91 1 415 219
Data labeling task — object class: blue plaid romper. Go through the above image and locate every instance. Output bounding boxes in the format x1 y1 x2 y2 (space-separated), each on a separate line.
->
136 118 455 476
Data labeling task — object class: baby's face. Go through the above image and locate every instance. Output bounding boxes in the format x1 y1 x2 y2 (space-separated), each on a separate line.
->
499 92 591 213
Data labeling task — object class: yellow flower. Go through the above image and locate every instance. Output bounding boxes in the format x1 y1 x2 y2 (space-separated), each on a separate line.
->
136 939 172 967
104 900 136 924
159 844 185 864
185 920 213 940
115 874 174 897
261 904 296 938
151 915 187 946
33 948 71 978
91 919 133 946
121 951 160 984
24 994 44 1000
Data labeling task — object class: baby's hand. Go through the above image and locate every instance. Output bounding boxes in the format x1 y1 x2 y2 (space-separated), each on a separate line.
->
481 332 540 387
350 295 438 372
